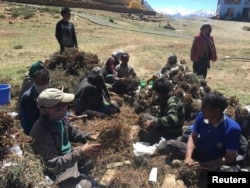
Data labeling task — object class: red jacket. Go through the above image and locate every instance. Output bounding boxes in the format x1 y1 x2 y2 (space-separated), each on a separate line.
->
190 34 217 62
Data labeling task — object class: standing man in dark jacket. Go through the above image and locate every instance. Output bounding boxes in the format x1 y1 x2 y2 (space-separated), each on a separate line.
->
55 7 78 53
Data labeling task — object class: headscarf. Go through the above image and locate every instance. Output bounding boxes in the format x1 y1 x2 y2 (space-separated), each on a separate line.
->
88 67 110 101
38 103 68 121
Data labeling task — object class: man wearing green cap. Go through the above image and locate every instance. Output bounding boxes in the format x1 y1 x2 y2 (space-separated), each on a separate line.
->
20 65 51 135
16 61 46 114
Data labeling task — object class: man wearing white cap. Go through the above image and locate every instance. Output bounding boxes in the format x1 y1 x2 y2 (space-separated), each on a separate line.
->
30 88 101 188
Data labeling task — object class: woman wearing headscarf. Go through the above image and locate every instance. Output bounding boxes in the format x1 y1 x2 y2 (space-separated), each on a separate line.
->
73 67 120 117
103 50 124 84
190 23 217 79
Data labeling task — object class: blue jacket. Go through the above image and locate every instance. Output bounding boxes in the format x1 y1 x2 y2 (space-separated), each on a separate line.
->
20 85 39 135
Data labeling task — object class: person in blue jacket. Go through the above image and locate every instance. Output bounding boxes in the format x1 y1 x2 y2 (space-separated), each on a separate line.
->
20 68 51 135
160 91 241 171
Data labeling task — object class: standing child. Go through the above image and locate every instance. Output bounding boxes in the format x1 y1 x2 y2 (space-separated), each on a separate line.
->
55 7 78 53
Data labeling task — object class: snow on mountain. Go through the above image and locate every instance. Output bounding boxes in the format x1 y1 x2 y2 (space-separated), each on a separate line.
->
156 8 215 18
144 1 215 18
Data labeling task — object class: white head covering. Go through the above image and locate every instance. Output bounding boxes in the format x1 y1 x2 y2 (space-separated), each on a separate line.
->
112 50 124 61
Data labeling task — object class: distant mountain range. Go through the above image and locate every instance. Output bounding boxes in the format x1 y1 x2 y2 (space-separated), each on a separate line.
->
163 10 215 19
144 1 216 18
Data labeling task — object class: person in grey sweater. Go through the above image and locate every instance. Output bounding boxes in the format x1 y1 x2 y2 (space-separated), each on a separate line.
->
30 88 101 188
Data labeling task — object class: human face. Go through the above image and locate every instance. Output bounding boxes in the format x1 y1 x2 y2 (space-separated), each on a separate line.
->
40 102 68 121
63 12 71 20
168 57 175 64
201 103 219 120
201 26 210 36
154 92 167 104
121 59 128 67
34 77 50 94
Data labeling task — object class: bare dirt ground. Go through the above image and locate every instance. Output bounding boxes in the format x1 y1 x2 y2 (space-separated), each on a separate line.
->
0 2 250 188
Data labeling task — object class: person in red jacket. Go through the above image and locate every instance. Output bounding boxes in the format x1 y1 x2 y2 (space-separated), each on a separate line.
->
190 23 217 79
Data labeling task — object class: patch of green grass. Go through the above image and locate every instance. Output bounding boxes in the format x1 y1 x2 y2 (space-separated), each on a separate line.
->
23 12 35 19
11 6 35 18
109 17 114 23
13 45 23 49
39 6 59 15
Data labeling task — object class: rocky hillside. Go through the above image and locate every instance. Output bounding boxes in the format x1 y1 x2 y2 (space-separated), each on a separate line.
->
4 0 156 15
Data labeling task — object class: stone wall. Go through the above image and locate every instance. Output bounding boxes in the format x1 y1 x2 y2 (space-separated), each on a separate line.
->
4 0 156 15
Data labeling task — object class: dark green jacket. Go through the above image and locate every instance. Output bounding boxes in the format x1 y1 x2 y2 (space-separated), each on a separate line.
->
154 96 185 136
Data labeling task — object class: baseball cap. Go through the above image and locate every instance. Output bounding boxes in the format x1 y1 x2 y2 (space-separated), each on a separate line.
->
37 88 74 107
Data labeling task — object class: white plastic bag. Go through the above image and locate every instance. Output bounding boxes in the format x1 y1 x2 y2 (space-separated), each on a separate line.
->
133 137 166 156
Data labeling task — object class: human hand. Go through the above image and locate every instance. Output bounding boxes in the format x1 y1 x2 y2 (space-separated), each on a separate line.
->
184 158 194 165
81 143 101 157
88 133 99 141
141 120 154 130
67 114 88 122
185 160 210 171
185 160 203 171
118 77 125 82
57 85 64 91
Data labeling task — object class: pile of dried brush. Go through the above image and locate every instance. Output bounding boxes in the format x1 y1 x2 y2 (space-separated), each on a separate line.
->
0 111 46 188
0 50 249 188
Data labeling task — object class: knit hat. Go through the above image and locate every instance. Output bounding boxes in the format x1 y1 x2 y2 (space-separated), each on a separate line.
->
92 67 102 75
168 54 177 62
28 61 45 77
37 88 74 107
